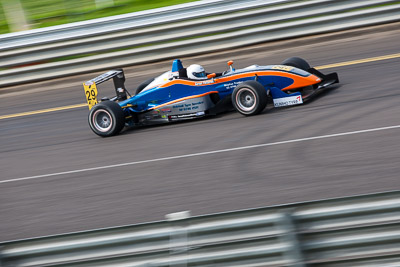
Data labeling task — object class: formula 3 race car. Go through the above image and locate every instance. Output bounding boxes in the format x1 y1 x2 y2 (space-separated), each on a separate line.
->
83 57 338 137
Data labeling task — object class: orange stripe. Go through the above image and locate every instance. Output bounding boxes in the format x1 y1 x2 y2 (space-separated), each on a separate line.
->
282 74 320 91
158 70 319 95
150 91 219 110
159 79 198 87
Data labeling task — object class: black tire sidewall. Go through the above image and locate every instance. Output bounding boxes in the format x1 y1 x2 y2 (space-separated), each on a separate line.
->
281 57 310 71
135 77 155 95
232 81 267 116
88 101 125 137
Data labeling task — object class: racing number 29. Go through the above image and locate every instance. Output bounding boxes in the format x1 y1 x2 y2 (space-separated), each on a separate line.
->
86 89 96 101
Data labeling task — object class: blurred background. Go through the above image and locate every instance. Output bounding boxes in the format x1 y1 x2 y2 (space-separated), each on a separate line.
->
1 0 400 265
0 0 196 33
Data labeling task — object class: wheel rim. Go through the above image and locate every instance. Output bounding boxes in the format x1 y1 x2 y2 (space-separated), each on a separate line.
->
92 109 113 133
236 88 256 112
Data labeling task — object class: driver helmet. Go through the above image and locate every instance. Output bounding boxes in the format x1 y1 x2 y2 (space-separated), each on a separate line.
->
187 64 207 80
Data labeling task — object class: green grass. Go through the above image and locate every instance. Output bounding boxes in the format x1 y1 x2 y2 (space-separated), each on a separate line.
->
0 0 198 34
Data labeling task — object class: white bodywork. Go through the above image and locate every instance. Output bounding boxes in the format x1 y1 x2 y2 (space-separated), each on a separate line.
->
142 71 175 93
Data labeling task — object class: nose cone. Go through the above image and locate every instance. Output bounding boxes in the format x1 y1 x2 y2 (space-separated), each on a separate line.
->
303 73 321 85
311 74 321 83
282 73 321 91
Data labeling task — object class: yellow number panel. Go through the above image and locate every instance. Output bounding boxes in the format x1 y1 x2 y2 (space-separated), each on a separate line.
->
83 82 98 110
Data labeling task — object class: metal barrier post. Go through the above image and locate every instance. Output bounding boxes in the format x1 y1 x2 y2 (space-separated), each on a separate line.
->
166 211 191 267
0 246 3 267
278 210 306 267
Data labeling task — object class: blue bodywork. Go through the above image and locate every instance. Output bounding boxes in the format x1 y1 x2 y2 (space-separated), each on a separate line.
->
118 59 312 118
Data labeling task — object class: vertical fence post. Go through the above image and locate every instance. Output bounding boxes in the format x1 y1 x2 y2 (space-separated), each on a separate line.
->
166 211 191 267
278 210 306 267
1 0 30 32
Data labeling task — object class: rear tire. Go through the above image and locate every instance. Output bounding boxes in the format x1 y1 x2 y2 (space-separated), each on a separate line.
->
135 77 154 95
88 101 125 137
281 57 310 71
232 81 267 116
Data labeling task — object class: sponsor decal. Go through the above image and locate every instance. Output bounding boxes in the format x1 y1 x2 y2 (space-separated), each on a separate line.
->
195 80 214 86
223 81 242 90
169 111 205 120
272 65 294 71
173 101 204 112
273 95 303 107
93 70 119 83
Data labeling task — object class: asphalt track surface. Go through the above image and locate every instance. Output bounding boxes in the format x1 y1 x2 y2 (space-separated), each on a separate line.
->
1 23 400 242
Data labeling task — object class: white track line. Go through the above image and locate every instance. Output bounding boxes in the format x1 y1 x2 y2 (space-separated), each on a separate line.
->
2 125 400 185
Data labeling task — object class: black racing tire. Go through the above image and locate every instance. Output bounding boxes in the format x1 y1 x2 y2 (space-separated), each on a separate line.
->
281 57 311 71
135 77 154 95
88 101 125 137
232 81 267 116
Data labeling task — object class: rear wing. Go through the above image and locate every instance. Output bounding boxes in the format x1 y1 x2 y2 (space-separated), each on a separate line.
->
83 69 128 110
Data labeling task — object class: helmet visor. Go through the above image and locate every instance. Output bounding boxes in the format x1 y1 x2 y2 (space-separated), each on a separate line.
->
192 71 207 78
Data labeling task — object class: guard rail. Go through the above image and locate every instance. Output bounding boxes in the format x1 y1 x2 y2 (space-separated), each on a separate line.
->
1 190 399 266
0 0 400 87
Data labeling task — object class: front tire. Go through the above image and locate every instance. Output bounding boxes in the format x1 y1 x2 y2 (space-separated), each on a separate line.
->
281 57 310 71
232 81 267 116
88 101 125 137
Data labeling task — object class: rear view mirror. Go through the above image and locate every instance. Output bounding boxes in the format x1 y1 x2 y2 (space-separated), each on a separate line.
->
207 73 216 79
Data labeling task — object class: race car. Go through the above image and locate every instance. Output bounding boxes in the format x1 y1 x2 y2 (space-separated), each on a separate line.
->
83 57 338 137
